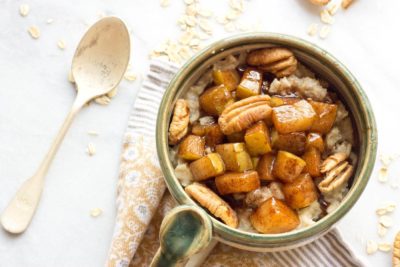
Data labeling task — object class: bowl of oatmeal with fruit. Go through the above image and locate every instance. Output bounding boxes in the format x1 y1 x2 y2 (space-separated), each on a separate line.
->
156 33 377 251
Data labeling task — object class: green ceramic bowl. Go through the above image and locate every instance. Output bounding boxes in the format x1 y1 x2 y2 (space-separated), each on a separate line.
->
156 33 377 251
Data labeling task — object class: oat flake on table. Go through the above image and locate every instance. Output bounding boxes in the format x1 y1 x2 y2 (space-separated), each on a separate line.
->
19 4 30 17
28 26 40 39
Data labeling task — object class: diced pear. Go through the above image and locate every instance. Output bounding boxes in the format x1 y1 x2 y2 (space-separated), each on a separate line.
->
305 132 325 153
212 69 240 91
227 131 245 143
282 173 318 209
192 123 224 148
236 69 262 99
215 171 260 195
189 153 225 181
178 135 205 160
256 153 276 181
271 129 306 155
302 147 322 177
273 150 306 183
244 121 272 156
199 85 234 116
272 100 316 134
250 197 300 234
215 143 253 172
252 157 260 169
309 101 337 134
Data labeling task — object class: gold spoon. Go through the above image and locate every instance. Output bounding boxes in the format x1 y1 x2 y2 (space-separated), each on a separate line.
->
1 17 130 234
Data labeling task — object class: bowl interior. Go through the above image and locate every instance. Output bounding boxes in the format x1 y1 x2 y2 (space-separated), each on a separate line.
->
156 33 377 250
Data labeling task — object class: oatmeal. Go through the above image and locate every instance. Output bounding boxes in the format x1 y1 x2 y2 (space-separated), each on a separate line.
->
168 47 356 234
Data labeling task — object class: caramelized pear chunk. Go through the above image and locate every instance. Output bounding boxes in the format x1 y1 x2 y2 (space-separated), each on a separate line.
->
215 171 260 195
215 143 253 172
273 151 306 183
244 121 272 156
189 153 225 181
302 147 322 177
250 197 300 234
192 122 224 148
305 132 325 153
256 153 276 181
272 100 316 134
271 129 306 155
309 100 337 134
213 69 240 91
282 173 318 209
236 69 262 99
199 85 234 116
178 135 205 160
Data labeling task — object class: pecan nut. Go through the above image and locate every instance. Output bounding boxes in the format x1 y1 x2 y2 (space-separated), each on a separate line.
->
393 231 400 267
168 99 190 145
218 95 272 135
318 161 353 193
320 152 348 173
185 182 238 228
308 0 330 5
247 48 298 78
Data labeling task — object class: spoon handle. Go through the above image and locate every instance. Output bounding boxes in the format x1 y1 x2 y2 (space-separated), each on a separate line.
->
1 99 83 234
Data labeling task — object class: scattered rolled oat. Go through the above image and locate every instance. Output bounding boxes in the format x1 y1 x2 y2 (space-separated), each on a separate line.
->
86 142 96 156
19 4 30 17
87 130 98 136
197 7 212 18
57 39 66 50
378 242 392 252
380 154 394 167
184 0 195 5
319 25 331 39
327 4 339 15
90 208 102 217
378 224 388 238
320 9 334 24
199 18 213 34
366 240 378 255
376 202 396 216
393 232 400 266
341 0 354 9
107 87 118 98
160 0 170 8
124 71 137 81
28 26 40 39
94 95 111 105
307 23 319 37
46 18 54 24
380 215 394 228
378 167 389 183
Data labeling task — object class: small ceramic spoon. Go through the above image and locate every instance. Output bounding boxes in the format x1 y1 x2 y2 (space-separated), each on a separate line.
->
150 205 213 267
1 17 130 234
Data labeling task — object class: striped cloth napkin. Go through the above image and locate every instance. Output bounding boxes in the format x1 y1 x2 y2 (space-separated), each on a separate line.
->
105 59 365 267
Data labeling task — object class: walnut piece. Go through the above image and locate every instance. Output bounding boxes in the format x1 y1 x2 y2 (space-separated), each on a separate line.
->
318 161 353 193
247 48 297 78
185 182 238 228
393 232 400 267
218 95 272 135
308 0 331 5
168 99 190 145
320 152 348 173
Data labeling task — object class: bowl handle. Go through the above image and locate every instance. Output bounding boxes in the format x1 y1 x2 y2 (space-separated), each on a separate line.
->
150 205 213 267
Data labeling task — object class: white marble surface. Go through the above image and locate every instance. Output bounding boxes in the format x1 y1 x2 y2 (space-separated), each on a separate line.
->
1 0 399 266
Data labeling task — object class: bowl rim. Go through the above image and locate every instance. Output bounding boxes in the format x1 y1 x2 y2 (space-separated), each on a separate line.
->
156 33 377 248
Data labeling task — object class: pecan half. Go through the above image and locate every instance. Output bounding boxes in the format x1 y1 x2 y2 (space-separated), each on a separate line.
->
318 161 353 193
168 99 190 145
308 0 330 5
218 95 272 135
185 182 239 228
247 48 298 78
320 152 348 173
393 231 400 267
